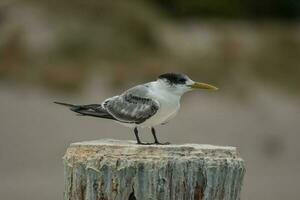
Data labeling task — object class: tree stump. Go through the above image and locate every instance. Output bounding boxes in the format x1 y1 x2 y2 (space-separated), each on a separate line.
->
63 139 245 200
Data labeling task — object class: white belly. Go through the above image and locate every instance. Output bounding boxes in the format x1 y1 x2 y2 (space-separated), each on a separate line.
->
139 96 180 128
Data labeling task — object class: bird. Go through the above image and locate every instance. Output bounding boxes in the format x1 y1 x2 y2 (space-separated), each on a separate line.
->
55 73 218 145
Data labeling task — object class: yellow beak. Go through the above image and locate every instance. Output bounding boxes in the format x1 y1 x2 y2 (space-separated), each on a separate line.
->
190 82 218 90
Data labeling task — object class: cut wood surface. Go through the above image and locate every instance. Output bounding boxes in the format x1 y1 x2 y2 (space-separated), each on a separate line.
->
63 139 245 200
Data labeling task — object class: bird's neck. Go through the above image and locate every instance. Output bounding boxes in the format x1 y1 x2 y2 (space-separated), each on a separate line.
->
150 81 185 100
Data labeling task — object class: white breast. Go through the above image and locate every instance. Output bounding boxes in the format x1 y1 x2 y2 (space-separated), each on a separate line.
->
139 86 181 128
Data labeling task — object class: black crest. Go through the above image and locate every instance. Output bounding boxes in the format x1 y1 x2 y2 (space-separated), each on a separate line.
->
158 73 187 84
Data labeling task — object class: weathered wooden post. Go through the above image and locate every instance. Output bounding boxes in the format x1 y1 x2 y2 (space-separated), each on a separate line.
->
63 139 245 200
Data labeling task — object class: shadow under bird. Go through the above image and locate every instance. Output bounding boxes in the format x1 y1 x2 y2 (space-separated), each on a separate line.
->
55 73 218 145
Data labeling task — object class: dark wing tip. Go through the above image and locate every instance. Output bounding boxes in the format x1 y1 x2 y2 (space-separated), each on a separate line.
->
54 101 74 107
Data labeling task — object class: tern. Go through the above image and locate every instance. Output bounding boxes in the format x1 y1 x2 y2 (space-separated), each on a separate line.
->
55 73 218 145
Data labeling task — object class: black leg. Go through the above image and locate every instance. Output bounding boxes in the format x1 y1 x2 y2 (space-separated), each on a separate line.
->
151 127 170 145
134 127 142 144
151 127 159 144
134 127 157 145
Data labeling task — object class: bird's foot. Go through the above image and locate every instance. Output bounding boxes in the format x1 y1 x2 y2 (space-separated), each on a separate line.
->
136 142 171 145
154 141 171 145
136 142 155 145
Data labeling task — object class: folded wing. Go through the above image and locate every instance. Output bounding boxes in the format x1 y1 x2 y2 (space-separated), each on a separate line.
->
103 85 159 124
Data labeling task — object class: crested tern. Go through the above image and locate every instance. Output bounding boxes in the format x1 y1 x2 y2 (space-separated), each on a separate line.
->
55 73 218 145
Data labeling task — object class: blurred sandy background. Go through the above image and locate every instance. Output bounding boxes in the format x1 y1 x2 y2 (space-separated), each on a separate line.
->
1 0 300 199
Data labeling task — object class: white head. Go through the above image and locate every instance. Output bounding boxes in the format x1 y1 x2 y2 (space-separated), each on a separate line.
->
157 73 218 96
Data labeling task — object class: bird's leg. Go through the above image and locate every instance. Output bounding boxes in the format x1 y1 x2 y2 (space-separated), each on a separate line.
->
151 127 170 145
134 127 152 145
134 127 142 144
151 127 159 144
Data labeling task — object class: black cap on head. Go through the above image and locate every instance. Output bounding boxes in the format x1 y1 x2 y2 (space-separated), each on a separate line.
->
158 73 188 84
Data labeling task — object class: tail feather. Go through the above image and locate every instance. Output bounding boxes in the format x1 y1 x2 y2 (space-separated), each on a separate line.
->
54 101 116 120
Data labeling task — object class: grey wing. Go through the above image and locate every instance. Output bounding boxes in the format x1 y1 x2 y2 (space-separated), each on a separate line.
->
103 85 159 124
